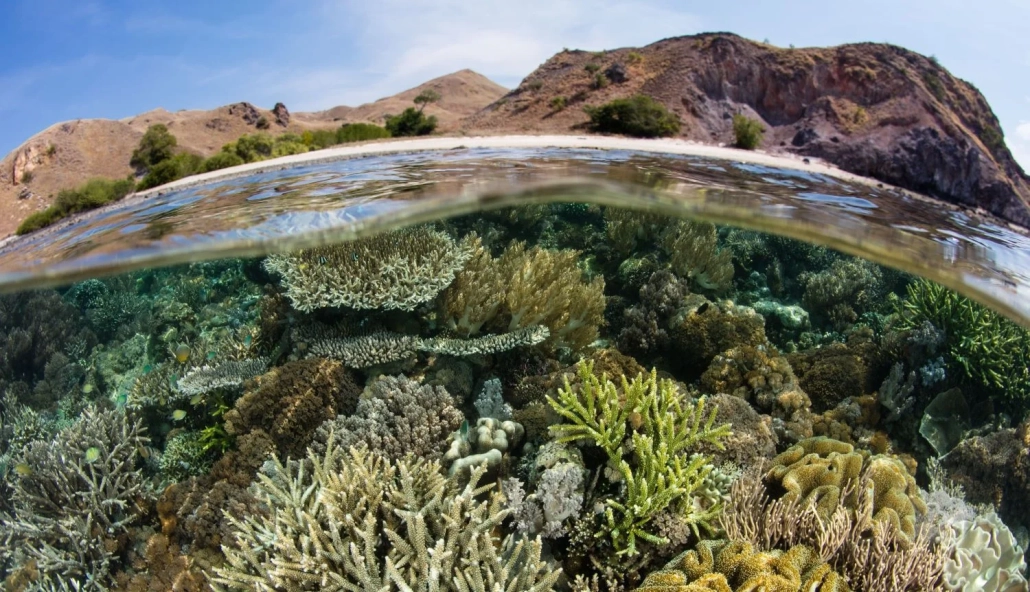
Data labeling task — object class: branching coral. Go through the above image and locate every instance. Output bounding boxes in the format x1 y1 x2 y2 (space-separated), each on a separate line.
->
439 241 605 351
211 439 562 592
263 226 478 312
312 374 464 460
896 278 1030 400
547 361 731 556
0 407 149 591
661 220 735 293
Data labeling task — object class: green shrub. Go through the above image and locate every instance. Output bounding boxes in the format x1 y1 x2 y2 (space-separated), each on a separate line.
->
923 71 945 100
732 114 764 149
526 80 544 92
413 89 441 111
584 63 601 74
271 140 309 158
227 133 275 162
256 116 270 130
550 96 568 111
981 126 1004 152
17 177 135 234
46 144 57 156
303 129 338 149
202 151 245 172
592 72 609 90
130 124 177 170
137 153 203 190
20 171 33 183
584 95 680 138
385 108 437 137
336 123 391 143
626 51 643 65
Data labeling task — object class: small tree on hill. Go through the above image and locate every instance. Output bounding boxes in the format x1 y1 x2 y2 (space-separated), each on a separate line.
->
732 114 764 150
130 124 177 170
413 89 441 114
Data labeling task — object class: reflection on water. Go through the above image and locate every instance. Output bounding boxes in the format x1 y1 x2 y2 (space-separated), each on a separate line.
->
1 146 1030 590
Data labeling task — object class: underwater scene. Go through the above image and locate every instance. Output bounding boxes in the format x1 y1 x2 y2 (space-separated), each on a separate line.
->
2 148 1030 592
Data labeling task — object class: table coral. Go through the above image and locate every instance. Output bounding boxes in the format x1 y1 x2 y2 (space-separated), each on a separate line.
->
263 226 478 312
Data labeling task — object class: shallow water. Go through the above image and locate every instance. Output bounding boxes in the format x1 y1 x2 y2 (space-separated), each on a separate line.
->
2 145 1030 590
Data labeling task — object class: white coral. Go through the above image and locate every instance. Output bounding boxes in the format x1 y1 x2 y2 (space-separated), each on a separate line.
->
943 512 1028 592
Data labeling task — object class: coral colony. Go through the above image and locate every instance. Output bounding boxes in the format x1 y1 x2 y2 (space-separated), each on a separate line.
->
1 206 1029 591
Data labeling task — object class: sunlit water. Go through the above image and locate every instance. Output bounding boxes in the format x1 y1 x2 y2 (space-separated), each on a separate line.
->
2 142 1030 590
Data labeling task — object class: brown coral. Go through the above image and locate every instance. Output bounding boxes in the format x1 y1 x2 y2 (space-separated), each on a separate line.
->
222 358 360 459
698 393 778 467
670 300 767 376
439 240 606 351
787 341 881 413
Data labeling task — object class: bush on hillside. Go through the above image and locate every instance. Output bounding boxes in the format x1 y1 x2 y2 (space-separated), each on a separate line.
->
732 114 764 149
17 177 135 235
336 123 391 143
584 95 680 138
130 124 177 170
137 153 204 191
385 108 437 137
302 129 338 149
202 151 245 172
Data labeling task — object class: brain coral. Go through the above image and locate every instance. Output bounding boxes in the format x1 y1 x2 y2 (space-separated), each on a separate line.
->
264 226 478 312
766 437 927 544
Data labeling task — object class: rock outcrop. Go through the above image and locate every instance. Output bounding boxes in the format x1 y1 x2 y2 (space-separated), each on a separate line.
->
272 102 290 127
466 33 1030 227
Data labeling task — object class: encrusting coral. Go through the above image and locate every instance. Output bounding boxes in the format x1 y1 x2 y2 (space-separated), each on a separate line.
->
222 357 361 459
439 240 605 351
211 438 562 592
312 374 464 460
547 360 731 556
263 226 478 312
0 407 149 591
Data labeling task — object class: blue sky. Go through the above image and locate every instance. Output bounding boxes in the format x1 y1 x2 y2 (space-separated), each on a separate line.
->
2 0 1029 168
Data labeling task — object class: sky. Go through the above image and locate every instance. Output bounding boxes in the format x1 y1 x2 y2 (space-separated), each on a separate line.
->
1 0 1029 169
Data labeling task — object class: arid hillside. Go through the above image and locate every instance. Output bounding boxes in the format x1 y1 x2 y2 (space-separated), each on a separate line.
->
0 70 506 238
465 33 1030 226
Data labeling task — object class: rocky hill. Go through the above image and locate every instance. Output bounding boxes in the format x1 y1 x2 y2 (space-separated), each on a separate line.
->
465 33 1030 227
0 70 506 238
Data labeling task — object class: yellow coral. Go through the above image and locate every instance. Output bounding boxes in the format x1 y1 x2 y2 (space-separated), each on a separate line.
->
439 241 605 351
662 220 734 293
766 437 926 544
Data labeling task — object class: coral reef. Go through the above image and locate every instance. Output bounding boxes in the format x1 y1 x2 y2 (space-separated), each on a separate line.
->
670 299 768 375
696 393 778 467
1 407 149 591
312 374 464 460
943 512 1028 591
787 341 879 412
222 358 361 459
661 220 735 293
547 360 731 555
800 258 885 329
443 417 524 477
212 439 561 591
159 430 213 481
439 240 606 351
176 358 269 397
474 377 513 419
264 226 478 312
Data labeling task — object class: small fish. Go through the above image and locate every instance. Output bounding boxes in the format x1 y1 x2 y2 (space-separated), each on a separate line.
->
82 383 94 394
459 420 469 439
173 343 191 364
320 255 330 265
207 351 217 361
349 253 358 262
13 463 32 477
114 392 128 408
172 409 187 421
136 444 151 460
243 335 253 347
84 447 101 463
142 364 153 375
190 394 204 406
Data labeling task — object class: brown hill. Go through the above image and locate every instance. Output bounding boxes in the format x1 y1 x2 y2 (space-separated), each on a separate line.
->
0 70 506 238
464 33 1030 227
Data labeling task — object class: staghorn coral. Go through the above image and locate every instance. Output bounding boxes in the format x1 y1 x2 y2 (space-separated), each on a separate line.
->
312 374 464 460
0 407 149 591
719 471 947 592
263 226 478 312
661 220 735 293
211 439 561 592
175 358 269 397
637 538 851 592
547 360 731 556
439 240 605 351
766 437 927 544
222 358 360 459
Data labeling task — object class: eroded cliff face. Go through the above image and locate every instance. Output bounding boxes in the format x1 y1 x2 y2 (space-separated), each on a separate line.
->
467 33 1030 226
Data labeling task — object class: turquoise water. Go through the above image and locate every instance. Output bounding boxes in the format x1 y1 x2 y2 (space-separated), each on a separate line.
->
1 147 1029 591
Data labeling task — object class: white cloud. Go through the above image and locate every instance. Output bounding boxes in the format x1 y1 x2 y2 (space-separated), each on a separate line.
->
1011 121 1030 172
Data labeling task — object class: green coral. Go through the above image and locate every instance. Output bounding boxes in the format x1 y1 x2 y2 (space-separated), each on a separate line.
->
547 360 731 556
212 438 561 591
896 278 1030 399
160 430 214 481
